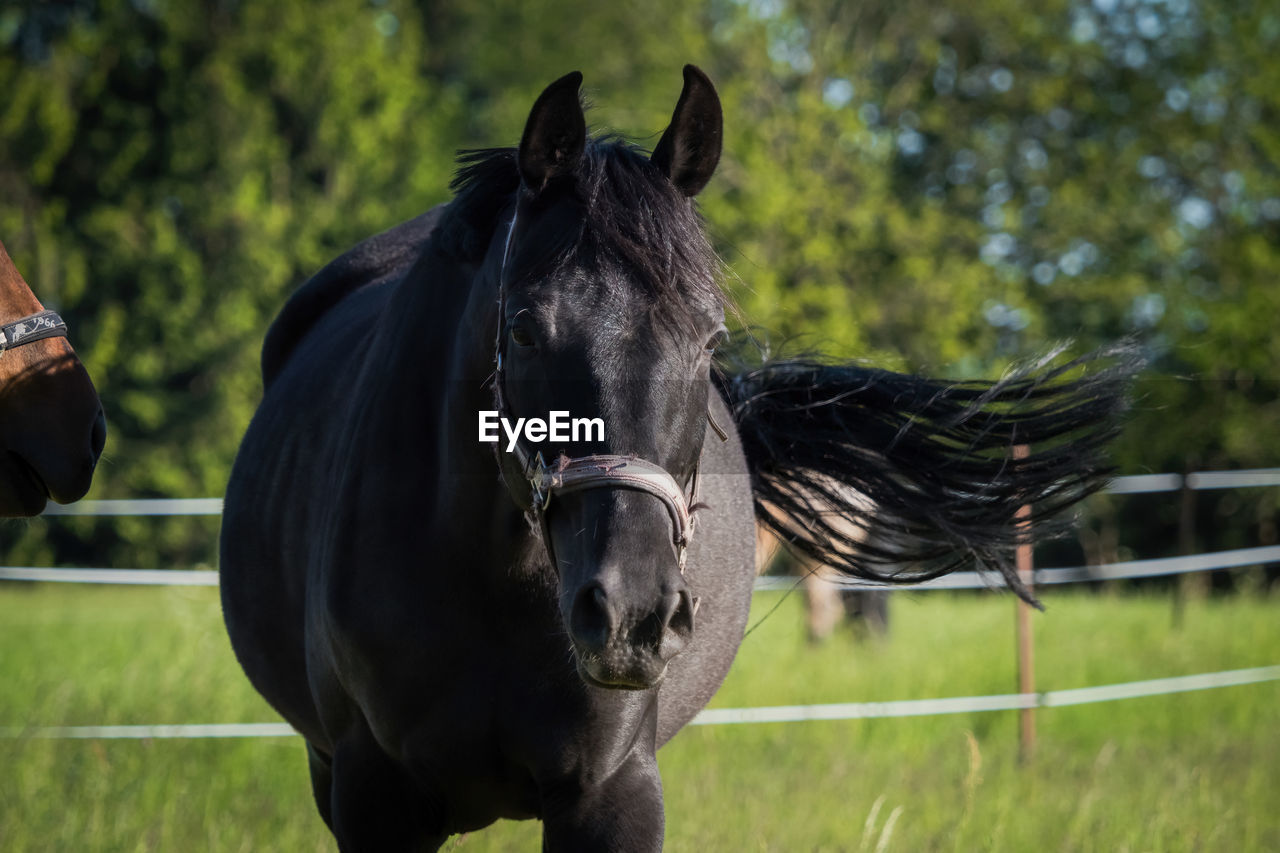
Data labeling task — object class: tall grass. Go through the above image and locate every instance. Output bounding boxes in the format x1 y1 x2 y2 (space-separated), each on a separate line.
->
1 584 1276 851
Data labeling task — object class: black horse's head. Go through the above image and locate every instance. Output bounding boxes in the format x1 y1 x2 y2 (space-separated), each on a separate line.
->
484 67 725 690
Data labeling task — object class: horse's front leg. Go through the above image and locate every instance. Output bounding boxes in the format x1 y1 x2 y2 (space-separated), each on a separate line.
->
540 751 666 852
328 724 448 853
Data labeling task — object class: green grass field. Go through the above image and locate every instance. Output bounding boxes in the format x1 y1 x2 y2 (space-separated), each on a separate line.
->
1 584 1276 851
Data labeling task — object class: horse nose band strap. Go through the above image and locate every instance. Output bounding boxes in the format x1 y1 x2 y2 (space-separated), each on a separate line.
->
533 454 696 548
0 310 67 355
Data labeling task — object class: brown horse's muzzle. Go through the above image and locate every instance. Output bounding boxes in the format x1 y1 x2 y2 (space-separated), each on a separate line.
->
0 342 105 515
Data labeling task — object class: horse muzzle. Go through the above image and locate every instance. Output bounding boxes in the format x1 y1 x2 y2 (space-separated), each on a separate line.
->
568 580 696 690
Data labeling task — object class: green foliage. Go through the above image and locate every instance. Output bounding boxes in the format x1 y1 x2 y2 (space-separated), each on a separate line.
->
1 0 458 564
2 0 1278 568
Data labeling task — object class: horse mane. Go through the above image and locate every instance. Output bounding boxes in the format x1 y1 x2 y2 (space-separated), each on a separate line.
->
262 137 722 388
435 137 723 331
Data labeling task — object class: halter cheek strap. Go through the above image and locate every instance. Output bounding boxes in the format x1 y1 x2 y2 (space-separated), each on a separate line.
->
0 310 67 356
490 208 704 572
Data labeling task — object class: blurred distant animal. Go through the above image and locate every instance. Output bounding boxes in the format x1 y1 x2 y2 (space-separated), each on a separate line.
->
0 239 105 516
221 66 1136 850
756 509 890 643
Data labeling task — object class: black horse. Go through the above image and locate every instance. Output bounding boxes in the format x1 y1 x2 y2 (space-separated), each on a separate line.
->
221 67 1135 850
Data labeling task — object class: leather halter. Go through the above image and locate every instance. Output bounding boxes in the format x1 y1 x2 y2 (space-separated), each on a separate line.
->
490 209 702 572
0 310 68 357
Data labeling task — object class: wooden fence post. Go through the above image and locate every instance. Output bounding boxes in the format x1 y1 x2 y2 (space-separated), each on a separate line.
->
1014 444 1036 763
1172 467 1200 629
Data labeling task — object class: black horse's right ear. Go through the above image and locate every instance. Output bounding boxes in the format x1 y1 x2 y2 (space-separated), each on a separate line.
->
651 65 722 197
518 71 587 194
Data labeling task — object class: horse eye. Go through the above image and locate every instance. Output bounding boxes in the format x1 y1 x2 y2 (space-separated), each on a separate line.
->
504 311 535 348
705 327 728 354
510 324 535 348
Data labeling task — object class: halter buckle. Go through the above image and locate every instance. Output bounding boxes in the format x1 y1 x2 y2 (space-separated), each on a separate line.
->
526 451 553 510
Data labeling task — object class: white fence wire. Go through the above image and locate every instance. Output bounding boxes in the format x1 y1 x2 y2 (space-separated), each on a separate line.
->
4 467 1277 740
5 543 1279 589
3 665 1277 739
26 467 1280 522
39 498 224 516
6 467 1280 588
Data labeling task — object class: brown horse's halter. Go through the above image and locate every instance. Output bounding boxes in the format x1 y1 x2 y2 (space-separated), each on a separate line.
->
0 310 67 357
490 210 711 573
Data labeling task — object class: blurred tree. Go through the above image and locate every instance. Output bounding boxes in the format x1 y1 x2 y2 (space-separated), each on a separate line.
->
0 0 459 564
699 0 1280 560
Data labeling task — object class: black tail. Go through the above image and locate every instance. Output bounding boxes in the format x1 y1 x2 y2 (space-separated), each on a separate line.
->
718 342 1142 606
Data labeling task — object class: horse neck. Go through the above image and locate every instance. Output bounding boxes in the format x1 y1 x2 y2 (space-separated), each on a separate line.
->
359 238 531 575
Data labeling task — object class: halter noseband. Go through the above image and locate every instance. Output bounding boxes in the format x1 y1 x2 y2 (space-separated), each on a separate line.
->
491 209 702 572
0 310 68 357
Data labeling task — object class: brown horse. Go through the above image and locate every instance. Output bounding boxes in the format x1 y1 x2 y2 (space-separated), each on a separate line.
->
755 486 890 642
0 239 105 516
757 522 891 642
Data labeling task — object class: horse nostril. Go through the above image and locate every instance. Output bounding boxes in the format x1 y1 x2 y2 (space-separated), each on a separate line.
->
656 588 695 659
570 584 614 653
89 409 107 463
669 589 695 636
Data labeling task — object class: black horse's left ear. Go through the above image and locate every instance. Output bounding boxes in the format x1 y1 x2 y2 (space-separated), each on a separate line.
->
651 65 723 197
519 71 587 194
